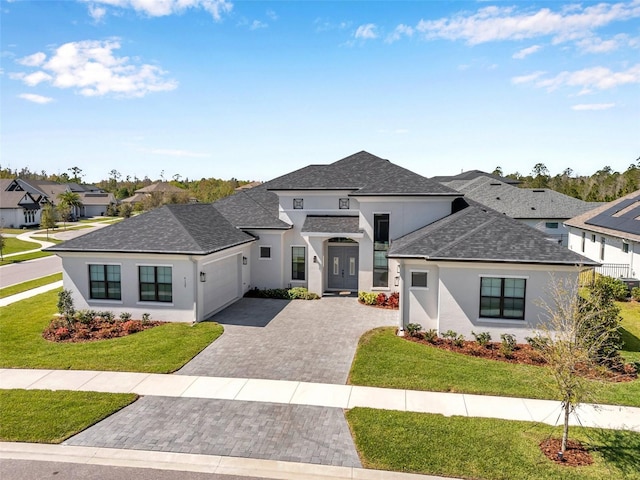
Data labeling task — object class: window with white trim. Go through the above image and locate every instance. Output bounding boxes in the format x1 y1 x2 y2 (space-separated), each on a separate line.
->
480 277 526 320
291 246 306 281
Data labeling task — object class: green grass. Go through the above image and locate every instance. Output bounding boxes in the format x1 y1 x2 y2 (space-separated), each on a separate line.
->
0 289 224 373
349 328 640 407
617 301 640 364
0 273 62 299
0 389 136 443
1 228 38 235
79 216 118 223
347 408 640 480
0 250 52 266
30 235 63 244
1 237 41 255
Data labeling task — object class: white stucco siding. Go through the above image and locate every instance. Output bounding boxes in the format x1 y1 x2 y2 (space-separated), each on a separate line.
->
400 261 439 331
520 218 569 245
247 230 286 289
83 205 109 217
568 227 639 277
1 208 41 228
436 262 580 342
59 252 197 322
277 191 359 224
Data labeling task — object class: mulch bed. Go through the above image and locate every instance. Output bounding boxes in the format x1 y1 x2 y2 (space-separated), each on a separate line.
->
539 438 594 466
43 317 165 343
403 335 637 382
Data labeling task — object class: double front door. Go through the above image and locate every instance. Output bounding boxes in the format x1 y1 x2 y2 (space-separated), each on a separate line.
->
327 245 358 290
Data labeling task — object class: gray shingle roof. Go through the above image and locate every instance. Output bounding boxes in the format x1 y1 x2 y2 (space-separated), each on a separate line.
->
47 204 255 255
388 200 598 266
440 176 600 219
213 185 291 230
431 170 520 185
266 151 460 196
302 215 362 234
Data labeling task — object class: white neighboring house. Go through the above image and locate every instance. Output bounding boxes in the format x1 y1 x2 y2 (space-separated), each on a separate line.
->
565 189 640 280
434 173 601 246
0 179 44 228
48 152 596 340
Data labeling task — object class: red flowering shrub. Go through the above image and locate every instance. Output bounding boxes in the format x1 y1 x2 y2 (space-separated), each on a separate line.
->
376 293 388 306
122 320 142 334
54 327 70 340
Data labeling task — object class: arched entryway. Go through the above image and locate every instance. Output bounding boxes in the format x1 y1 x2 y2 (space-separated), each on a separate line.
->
327 238 358 291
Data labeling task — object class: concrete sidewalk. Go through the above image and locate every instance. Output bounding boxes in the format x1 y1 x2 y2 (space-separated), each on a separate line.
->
0 281 63 307
2 368 638 432
0 443 453 480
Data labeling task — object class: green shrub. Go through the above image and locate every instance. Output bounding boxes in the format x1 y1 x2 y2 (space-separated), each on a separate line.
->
119 312 132 321
99 311 115 323
358 291 378 305
471 331 492 347
57 289 75 318
500 334 517 358
75 310 96 325
423 329 438 343
631 287 640 302
406 323 422 337
594 275 629 301
525 336 549 351
442 330 464 347
287 287 319 300
141 313 151 325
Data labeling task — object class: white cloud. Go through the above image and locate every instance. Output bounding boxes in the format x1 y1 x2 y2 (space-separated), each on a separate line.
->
415 2 640 45
514 64 640 94
511 71 546 84
385 24 414 43
250 20 267 30
140 148 211 158
82 0 233 21
354 23 377 40
17 52 46 67
266 9 277 21
12 39 177 98
19 93 54 104
88 4 107 22
571 103 616 110
576 33 640 53
513 45 542 59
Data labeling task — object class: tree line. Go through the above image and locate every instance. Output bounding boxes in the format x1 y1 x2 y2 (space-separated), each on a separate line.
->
494 159 640 202
0 166 252 204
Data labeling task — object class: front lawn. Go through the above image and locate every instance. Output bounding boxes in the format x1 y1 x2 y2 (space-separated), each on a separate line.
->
0 290 223 373
349 328 640 407
347 408 640 480
0 389 136 443
1 237 41 255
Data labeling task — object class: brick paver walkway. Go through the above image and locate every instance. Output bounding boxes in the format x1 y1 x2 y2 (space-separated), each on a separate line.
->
177 296 398 384
65 397 361 468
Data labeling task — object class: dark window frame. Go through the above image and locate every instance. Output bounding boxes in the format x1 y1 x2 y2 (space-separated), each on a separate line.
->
479 277 526 320
339 198 350 209
623 242 630 254
291 246 306 281
411 271 428 288
259 246 272 259
600 237 605 261
293 198 304 209
545 222 559 229
139 266 173 303
581 231 586 252
373 213 390 288
89 264 121 300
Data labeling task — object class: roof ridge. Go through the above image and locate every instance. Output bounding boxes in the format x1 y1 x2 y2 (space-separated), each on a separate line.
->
165 204 206 250
429 214 499 258
241 190 287 226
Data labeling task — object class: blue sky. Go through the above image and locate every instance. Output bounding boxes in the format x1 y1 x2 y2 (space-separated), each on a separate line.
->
1 1 639 183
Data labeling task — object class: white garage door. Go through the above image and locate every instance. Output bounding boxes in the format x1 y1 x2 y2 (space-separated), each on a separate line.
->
203 254 241 317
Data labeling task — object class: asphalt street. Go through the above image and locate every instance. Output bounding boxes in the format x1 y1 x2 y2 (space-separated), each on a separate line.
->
0 256 62 288
0 459 275 480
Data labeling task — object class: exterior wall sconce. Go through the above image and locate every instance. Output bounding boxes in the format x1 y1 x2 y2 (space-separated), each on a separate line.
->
242 256 248 265
313 256 318 263
200 271 206 282
394 276 400 287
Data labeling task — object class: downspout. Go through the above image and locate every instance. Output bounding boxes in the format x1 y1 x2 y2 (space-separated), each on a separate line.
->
190 256 199 323
397 261 405 336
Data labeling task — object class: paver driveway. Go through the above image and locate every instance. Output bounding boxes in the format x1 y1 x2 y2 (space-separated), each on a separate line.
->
177 296 398 384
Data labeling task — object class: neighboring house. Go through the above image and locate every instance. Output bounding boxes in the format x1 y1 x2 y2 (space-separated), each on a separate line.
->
0 179 44 228
565 189 640 280
2 178 115 220
122 182 187 205
435 173 600 246
47 152 595 340
235 181 263 191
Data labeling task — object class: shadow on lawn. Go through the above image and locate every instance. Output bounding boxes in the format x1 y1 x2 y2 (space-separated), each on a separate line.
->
620 327 640 353
589 428 640 475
